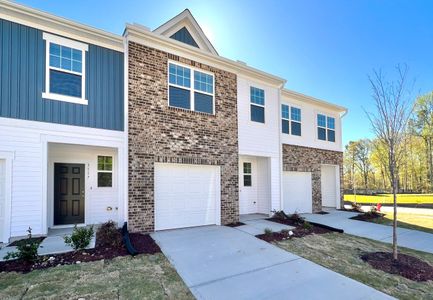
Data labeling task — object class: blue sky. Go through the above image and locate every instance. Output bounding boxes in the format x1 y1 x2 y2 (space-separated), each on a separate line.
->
17 0 433 146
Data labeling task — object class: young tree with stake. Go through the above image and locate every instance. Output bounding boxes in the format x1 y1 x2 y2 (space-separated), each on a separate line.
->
365 65 414 260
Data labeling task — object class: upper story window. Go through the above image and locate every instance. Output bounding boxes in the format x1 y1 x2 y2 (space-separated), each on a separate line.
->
281 104 301 136
168 62 214 114
250 87 265 123
317 114 336 142
42 33 88 105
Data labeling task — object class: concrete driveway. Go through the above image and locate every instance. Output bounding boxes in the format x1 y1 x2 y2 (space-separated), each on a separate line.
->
304 210 433 254
152 225 393 300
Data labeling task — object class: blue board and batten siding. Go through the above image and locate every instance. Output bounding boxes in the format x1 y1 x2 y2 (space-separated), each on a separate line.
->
0 19 124 131
170 27 199 48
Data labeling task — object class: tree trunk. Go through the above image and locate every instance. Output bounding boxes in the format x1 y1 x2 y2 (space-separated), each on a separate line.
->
390 151 398 261
427 137 433 192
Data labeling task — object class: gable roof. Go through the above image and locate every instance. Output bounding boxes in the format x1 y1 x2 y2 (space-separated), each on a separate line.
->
153 9 218 56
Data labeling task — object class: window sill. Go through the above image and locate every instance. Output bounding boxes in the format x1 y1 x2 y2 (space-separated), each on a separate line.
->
42 92 88 105
168 105 215 116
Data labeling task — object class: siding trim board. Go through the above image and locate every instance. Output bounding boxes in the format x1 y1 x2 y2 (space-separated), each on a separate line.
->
0 19 124 131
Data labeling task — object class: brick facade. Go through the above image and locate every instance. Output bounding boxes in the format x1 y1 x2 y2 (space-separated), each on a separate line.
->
282 144 343 212
128 41 239 232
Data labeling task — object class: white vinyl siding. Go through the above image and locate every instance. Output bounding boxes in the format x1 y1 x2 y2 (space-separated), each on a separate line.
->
0 160 6 242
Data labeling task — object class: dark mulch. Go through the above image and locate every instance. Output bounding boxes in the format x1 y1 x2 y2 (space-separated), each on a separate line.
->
9 237 45 247
256 225 332 242
361 252 433 282
351 212 384 221
266 217 300 227
0 231 160 274
225 222 246 227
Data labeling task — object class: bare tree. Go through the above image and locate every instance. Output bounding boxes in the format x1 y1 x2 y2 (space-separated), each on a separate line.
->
365 65 414 260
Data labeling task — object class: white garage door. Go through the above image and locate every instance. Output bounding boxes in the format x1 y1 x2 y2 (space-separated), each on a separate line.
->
155 163 220 231
321 165 338 208
0 160 6 242
282 171 312 214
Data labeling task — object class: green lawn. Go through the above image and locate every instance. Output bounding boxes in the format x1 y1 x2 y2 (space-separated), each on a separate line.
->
0 254 193 300
276 233 433 300
344 193 433 204
364 211 433 234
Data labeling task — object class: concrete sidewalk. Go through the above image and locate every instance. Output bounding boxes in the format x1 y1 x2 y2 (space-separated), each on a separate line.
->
152 225 393 300
303 210 433 254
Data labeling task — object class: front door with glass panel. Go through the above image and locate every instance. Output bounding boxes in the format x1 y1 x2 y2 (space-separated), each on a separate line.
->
239 159 258 214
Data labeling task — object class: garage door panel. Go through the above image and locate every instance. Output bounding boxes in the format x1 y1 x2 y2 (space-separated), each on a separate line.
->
155 163 220 231
283 171 312 214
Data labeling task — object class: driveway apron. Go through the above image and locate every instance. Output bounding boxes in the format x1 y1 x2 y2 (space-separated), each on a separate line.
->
152 225 393 300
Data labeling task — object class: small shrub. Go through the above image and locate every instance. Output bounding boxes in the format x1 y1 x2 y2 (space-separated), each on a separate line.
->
280 229 290 236
96 220 122 248
4 227 39 262
264 228 273 236
288 212 305 225
272 210 288 220
302 221 313 230
64 225 94 250
351 202 363 212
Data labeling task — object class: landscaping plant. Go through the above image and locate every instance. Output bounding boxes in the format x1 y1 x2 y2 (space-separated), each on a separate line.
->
64 225 94 250
365 65 414 260
264 228 273 236
3 227 39 262
96 220 122 248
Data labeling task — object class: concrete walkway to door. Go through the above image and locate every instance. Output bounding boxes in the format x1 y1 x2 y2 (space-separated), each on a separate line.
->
303 210 433 254
151 226 393 300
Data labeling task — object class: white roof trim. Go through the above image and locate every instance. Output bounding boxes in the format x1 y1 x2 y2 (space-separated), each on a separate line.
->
0 0 123 52
282 89 347 113
126 24 286 88
153 9 218 56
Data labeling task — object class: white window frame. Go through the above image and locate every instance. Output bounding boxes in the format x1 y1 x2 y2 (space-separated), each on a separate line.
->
167 61 215 114
250 86 265 123
281 104 302 136
243 162 252 187
97 155 113 188
42 32 89 105
317 113 336 142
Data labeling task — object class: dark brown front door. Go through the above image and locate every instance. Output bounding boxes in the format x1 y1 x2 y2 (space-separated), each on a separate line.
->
54 163 85 225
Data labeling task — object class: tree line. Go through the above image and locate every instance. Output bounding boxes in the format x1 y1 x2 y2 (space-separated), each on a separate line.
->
344 91 433 194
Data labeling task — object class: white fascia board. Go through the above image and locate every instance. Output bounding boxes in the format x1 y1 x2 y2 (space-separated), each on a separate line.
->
282 89 347 114
125 24 286 88
0 0 123 52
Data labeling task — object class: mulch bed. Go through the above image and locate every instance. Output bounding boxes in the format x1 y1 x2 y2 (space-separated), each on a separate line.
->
266 217 301 227
361 252 433 282
0 231 161 274
225 222 246 227
351 212 384 221
9 237 45 247
257 217 333 243
256 226 332 242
